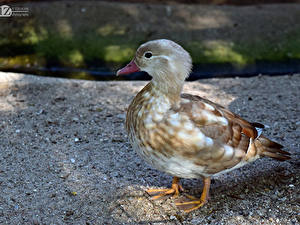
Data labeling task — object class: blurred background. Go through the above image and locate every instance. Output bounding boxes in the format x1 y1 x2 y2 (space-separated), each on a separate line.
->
0 0 300 80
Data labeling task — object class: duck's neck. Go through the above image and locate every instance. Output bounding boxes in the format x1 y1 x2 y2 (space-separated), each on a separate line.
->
150 75 184 103
149 81 181 103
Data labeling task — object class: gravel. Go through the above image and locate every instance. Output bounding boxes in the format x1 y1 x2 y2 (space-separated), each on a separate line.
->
0 72 299 224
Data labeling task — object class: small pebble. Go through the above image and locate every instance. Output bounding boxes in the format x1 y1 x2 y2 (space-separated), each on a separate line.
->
36 109 44 115
279 197 287 201
70 191 77 196
170 215 176 220
70 158 75 163
74 138 79 142
72 117 79 122
116 114 125 119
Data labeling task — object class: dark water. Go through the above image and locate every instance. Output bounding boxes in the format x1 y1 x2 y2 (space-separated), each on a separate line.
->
2 60 300 81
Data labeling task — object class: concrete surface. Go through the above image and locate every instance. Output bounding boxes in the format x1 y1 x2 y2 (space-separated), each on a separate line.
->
0 72 299 224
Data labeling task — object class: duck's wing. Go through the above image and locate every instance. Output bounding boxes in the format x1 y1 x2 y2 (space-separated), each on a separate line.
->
179 93 259 144
168 94 259 173
176 93 289 172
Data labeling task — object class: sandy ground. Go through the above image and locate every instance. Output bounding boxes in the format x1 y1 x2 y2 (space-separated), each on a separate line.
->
0 72 299 224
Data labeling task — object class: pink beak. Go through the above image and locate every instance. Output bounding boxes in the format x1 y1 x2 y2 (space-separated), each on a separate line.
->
116 60 140 76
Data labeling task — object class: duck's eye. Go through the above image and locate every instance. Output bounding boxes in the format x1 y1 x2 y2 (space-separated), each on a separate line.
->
144 52 152 58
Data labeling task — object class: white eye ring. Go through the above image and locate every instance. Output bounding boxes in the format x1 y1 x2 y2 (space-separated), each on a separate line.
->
144 52 153 58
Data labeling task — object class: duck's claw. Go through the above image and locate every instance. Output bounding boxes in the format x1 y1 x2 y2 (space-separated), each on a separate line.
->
175 197 206 213
146 177 183 200
175 177 211 213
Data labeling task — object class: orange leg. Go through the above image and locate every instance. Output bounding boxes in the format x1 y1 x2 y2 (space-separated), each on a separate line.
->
175 177 211 213
146 177 184 200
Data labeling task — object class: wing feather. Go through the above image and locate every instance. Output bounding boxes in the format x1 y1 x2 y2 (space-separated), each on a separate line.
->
173 93 262 173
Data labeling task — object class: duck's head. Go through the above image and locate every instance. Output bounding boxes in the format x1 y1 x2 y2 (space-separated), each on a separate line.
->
117 39 192 93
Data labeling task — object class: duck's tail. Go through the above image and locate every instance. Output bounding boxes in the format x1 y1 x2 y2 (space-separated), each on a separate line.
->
255 135 291 161
254 135 291 161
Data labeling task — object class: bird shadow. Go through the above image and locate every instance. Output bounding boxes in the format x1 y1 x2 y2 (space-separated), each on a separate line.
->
110 153 295 223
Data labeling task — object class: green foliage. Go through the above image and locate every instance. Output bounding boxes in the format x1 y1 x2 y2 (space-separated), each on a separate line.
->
0 25 299 71
185 30 300 65
34 34 137 67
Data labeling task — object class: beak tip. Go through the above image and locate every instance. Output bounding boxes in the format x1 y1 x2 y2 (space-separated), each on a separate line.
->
116 60 140 76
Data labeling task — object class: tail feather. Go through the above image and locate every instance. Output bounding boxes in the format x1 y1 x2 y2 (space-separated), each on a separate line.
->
255 135 291 161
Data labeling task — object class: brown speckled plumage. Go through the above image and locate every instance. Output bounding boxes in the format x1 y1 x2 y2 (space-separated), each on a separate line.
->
118 39 290 212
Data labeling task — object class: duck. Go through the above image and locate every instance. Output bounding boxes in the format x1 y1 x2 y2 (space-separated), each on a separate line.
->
116 39 290 212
